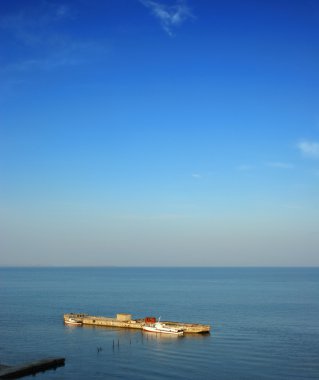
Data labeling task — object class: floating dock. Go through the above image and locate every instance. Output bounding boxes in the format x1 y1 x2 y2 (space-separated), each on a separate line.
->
64 313 210 334
0 357 65 379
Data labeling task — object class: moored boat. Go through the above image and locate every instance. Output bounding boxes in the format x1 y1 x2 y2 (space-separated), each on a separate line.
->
143 321 184 335
64 317 82 326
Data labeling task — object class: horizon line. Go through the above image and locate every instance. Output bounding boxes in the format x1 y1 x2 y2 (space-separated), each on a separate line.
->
0 265 318 269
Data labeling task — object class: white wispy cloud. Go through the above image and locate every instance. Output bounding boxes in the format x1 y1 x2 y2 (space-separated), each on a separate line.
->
266 162 294 169
0 4 108 76
0 5 71 71
0 2 71 43
4 57 80 73
192 173 202 179
297 140 319 158
140 0 194 36
1 40 107 74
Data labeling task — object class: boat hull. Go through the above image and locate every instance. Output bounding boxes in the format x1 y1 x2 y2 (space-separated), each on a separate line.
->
64 318 82 326
143 325 184 336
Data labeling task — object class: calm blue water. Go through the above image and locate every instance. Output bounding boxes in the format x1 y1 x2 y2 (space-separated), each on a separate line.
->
0 267 318 379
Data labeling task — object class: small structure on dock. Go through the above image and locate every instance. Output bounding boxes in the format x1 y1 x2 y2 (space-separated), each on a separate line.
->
64 312 210 334
116 313 132 322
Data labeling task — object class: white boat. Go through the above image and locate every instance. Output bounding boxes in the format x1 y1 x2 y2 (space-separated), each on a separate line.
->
143 321 184 336
64 317 82 326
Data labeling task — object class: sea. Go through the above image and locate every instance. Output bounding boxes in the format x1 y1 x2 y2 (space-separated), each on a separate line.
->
0 267 318 380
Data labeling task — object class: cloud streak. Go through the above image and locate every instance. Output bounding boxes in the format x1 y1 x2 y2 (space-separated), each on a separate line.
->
266 162 294 169
0 4 108 76
3 56 80 73
0 2 71 44
1 39 107 74
140 0 194 36
297 140 319 158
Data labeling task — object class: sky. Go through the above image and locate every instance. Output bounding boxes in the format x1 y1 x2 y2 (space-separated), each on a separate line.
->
0 0 318 266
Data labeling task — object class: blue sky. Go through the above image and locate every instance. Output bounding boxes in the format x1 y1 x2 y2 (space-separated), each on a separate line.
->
0 0 318 266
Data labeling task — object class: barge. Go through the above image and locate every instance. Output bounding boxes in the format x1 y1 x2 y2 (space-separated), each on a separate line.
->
63 313 210 334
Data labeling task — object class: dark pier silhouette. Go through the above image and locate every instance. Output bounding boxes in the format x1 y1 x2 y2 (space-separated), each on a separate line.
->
0 357 65 379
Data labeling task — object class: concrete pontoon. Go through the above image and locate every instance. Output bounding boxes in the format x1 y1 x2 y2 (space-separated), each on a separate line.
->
63 313 210 334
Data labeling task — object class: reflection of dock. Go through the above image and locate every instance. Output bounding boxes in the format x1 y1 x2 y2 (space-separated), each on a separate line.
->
0 357 65 379
64 313 210 334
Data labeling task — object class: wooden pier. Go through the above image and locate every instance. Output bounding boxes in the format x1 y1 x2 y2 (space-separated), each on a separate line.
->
0 358 65 379
64 313 210 334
